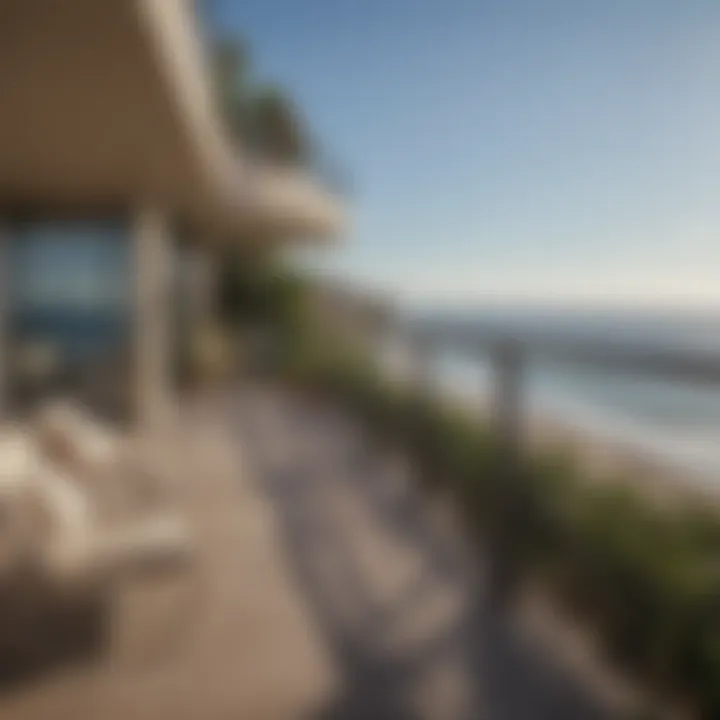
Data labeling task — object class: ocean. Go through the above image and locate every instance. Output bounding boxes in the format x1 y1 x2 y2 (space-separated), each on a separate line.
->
11 307 130 363
403 308 720 481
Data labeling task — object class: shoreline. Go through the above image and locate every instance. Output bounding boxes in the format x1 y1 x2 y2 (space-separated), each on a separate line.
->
526 407 720 507
381 350 720 508
437 382 720 509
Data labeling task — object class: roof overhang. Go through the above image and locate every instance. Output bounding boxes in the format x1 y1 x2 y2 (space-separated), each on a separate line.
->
0 0 344 239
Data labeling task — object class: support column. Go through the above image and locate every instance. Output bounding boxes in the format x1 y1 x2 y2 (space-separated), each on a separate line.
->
0 224 8 419
187 243 216 332
133 205 173 433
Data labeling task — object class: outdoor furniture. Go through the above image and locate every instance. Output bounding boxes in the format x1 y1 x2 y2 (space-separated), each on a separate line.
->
0 404 193 677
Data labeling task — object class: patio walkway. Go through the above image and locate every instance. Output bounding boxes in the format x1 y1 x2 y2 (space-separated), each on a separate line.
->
0 394 337 720
232 385 632 720
0 385 636 719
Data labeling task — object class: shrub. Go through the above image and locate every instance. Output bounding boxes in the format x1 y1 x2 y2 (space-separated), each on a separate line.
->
279 347 720 716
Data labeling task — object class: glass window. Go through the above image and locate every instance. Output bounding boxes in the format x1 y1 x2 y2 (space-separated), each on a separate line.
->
10 219 132 362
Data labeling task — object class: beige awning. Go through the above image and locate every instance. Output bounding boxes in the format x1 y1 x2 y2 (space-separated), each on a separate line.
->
0 0 343 239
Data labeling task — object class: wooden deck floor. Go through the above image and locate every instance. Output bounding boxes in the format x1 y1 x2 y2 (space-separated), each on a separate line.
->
233 385 630 720
0 386 635 719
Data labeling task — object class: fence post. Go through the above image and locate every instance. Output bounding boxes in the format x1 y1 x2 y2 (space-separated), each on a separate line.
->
402 330 437 481
487 339 525 606
494 341 523 459
411 330 435 393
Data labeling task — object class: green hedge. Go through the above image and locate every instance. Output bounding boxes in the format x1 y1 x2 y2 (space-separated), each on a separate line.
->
280 346 720 718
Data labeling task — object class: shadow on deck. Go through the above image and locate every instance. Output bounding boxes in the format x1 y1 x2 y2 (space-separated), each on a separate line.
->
235 386 620 720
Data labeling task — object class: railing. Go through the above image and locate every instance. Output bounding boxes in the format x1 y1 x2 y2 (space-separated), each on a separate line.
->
392 319 720 600
403 318 720 461
413 320 720 383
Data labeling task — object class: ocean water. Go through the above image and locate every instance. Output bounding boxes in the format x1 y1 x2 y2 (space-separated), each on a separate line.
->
403 308 720 481
11 308 130 363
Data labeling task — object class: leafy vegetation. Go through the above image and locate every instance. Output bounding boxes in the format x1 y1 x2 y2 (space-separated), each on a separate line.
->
276 336 720 718
206 29 720 720
211 36 314 166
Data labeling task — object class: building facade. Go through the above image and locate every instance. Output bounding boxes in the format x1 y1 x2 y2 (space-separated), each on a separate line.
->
0 0 343 428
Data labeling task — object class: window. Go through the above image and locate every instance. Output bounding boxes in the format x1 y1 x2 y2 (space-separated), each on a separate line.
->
10 219 132 362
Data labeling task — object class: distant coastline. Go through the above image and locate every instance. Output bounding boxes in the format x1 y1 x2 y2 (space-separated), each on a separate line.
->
395 306 720 496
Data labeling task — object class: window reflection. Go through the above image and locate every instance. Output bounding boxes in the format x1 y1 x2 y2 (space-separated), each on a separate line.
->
8 220 133 414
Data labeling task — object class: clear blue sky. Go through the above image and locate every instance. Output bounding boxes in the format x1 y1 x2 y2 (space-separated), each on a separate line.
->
208 0 720 309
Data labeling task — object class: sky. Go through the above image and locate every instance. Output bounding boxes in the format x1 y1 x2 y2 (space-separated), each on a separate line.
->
208 0 720 310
